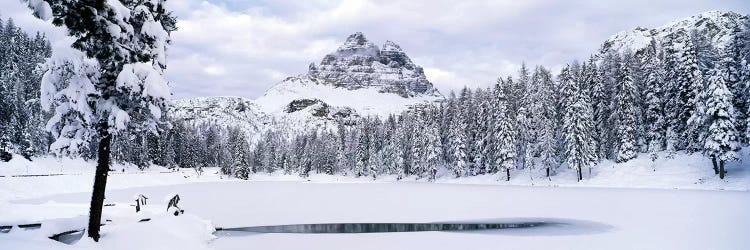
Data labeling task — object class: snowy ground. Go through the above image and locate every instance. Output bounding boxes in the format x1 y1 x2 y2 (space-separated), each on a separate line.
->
1 152 749 249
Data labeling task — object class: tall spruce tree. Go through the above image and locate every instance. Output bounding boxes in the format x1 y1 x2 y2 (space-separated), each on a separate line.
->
491 86 517 181
643 39 667 162
562 66 597 181
614 54 639 162
703 56 740 179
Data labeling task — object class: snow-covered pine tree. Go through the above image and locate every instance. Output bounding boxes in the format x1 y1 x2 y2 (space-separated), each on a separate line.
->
424 109 443 181
27 0 176 241
735 21 750 144
678 34 707 153
516 64 534 170
231 130 251 180
642 39 666 162
562 66 597 181
491 85 517 181
661 37 681 158
703 53 740 179
583 56 603 161
354 119 370 177
447 108 468 177
722 35 748 144
532 66 559 178
394 114 409 179
614 54 639 163
474 88 490 175
601 51 622 159
367 118 384 179
458 87 478 176
380 115 401 175
0 132 11 162
438 98 452 165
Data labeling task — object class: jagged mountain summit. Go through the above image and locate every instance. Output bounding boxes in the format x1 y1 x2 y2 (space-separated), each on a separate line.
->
599 10 748 56
255 32 443 117
308 32 438 97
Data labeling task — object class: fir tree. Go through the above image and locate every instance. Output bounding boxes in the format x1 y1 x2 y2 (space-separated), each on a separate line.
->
643 39 666 162
448 108 468 177
491 89 517 181
562 67 597 181
614 56 639 162
703 58 740 179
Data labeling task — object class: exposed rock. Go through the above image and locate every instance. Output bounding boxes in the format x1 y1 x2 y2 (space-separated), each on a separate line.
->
306 32 439 98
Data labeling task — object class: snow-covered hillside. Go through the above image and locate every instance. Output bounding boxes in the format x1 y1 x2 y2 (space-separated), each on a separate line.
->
255 76 440 117
170 97 270 138
599 10 748 55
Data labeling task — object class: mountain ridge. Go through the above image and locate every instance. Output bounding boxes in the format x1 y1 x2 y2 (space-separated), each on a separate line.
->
599 10 748 56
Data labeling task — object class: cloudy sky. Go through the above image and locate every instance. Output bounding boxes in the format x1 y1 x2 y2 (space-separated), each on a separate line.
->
2 0 748 99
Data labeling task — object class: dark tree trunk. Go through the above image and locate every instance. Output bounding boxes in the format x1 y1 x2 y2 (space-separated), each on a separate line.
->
719 160 725 179
577 167 583 182
88 129 112 242
546 167 550 177
711 156 718 175
505 168 510 181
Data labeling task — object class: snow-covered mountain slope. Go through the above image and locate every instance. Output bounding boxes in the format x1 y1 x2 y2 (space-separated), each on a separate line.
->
255 75 440 118
599 10 748 55
170 97 269 135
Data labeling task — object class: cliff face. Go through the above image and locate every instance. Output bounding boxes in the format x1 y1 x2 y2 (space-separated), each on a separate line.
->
306 32 439 98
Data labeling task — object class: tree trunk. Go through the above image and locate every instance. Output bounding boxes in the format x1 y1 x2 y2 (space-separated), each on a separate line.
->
505 168 510 181
88 129 112 242
577 167 582 182
711 156 718 175
719 160 725 179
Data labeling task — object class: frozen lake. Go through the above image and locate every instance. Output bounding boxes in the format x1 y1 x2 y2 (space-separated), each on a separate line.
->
14 181 750 250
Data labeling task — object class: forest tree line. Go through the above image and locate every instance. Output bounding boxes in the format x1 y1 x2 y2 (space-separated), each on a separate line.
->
169 27 750 181
0 18 53 161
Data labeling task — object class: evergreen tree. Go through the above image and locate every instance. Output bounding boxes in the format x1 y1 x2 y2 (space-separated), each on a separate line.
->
532 67 559 178
447 106 468 177
490 86 517 181
643 39 666 162
723 36 748 144
562 66 597 181
677 36 706 152
28 0 177 240
614 55 639 162
424 110 442 181
703 56 740 179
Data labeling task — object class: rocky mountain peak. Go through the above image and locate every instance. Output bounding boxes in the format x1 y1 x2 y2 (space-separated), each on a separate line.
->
305 32 439 97
333 32 380 58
